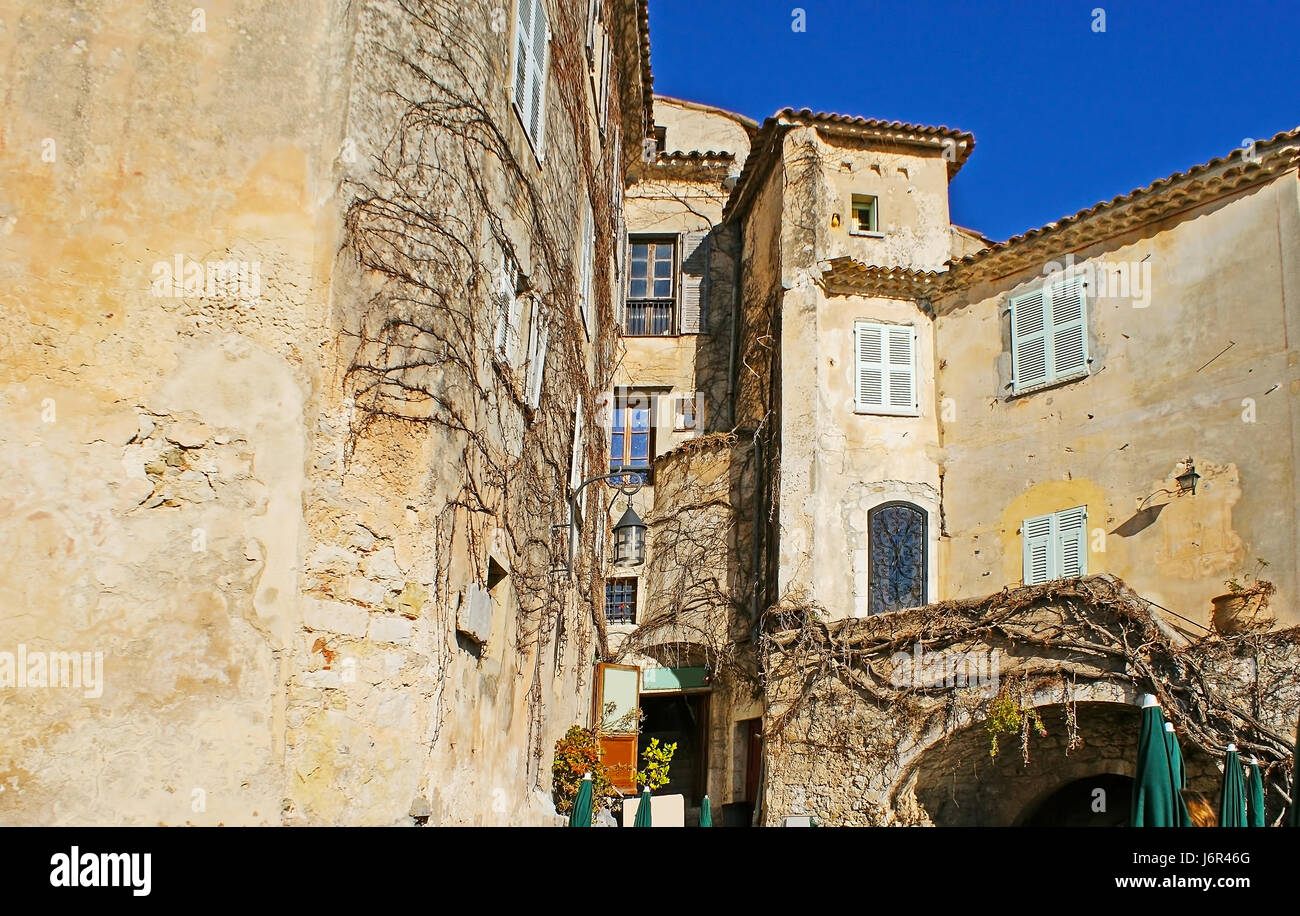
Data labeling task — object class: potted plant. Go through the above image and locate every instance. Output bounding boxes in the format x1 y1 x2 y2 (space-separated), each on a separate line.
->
1211 558 1276 634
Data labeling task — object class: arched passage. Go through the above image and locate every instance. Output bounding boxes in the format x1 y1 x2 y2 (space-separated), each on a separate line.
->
907 701 1218 826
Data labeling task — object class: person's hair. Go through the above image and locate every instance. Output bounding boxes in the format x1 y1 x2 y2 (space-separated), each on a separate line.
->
1182 791 1215 827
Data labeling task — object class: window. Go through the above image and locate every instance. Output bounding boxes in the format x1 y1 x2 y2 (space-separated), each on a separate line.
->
605 577 637 624
854 321 917 416
578 201 594 337
673 393 700 431
609 390 654 483
492 254 522 366
1022 506 1087 585
851 194 878 234
1009 274 1088 393
868 502 927 615
523 303 549 409
513 0 550 152
626 239 675 336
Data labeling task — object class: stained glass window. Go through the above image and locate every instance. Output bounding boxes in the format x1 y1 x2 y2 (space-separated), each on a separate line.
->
868 502 927 615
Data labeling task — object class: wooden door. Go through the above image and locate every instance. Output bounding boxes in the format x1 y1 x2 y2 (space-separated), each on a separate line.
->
594 663 640 793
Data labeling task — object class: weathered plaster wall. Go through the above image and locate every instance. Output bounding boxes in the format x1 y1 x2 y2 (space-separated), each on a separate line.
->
653 96 752 161
935 173 1300 626
1 0 631 827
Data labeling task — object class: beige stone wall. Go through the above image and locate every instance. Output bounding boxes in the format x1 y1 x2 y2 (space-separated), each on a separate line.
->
653 96 752 160
934 171 1300 627
0 0 634 826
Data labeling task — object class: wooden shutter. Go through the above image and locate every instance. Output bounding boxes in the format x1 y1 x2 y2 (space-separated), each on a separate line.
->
513 0 532 117
855 322 886 411
580 203 594 335
1022 513 1054 585
569 394 584 493
493 256 518 360
1056 506 1088 578
615 218 627 327
1049 276 1088 379
527 311 549 408
886 325 916 413
1010 288 1049 391
679 229 710 334
528 0 549 148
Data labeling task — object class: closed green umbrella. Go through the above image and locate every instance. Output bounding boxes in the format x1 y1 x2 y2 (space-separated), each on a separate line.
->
632 787 652 827
1290 711 1300 827
1131 695 1178 827
1246 757 1266 828
1164 721 1191 827
699 795 713 828
1219 744 1247 827
568 772 593 828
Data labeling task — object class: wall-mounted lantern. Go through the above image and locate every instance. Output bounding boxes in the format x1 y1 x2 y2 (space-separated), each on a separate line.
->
1175 457 1200 496
611 501 647 568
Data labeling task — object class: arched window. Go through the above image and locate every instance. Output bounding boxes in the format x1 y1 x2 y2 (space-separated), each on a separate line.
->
868 502 927 615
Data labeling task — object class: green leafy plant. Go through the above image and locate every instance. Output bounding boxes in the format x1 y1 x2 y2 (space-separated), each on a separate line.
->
551 725 615 820
985 684 1046 760
636 737 677 792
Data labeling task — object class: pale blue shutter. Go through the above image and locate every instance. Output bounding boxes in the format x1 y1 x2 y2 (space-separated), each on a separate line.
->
1010 288 1049 391
528 0 549 148
1022 513 1054 585
886 325 916 413
1056 506 1087 578
1049 276 1088 379
854 322 885 411
678 230 709 334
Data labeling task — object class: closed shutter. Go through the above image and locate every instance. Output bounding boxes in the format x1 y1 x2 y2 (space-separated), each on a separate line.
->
525 303 549 408
886 325 916 412
854 322 885 411
855 321 916 415
493 256 518 361
1050 276 1088 379
1056 506 1088 578
1022 513 1054 585
615 219 627 327
579 203 594 335
514 0 549 150
569 394 584 493
1010 287 1049 391
506 293 522 366
679 229 711 334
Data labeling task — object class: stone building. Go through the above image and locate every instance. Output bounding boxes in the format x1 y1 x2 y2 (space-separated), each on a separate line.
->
2 0 1298 827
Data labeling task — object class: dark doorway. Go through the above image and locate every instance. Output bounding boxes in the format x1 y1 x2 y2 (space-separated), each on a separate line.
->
1018 774 1134 826
639 692 709 820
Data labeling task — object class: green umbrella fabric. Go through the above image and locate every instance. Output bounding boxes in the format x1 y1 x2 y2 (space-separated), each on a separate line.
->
1219 745 1247 827
1290 711 1300 827
1246 758 1266 828
699 795 713 827
632 788 652 827
1131 695 1179 827
568 773 593 828
1164 722 1191 827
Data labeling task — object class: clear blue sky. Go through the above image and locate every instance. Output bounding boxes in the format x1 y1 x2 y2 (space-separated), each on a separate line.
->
646 0 1299 242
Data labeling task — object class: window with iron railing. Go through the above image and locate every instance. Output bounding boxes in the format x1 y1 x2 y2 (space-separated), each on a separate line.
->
605 577 637 624
626 239 675 336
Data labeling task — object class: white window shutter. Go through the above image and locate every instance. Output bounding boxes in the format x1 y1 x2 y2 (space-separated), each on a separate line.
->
886 325 916 412
615 220 627 327
526 309 549 409
1049 276 1088 379
527 0 549 149
493 256 517 360
854 322 886 411
1010 288 1049 391
579 204 594 335
1022 513 1054 585
513 0 532 113
569 395 584 492
679 230 710 334
1056 506 1087 578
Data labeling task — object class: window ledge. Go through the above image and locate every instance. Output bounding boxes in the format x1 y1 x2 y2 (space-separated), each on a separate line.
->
854 406 920 418
1007 368 1090 401
848 230 885 239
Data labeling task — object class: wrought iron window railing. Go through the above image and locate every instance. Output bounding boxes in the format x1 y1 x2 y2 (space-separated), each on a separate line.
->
624 299 675 336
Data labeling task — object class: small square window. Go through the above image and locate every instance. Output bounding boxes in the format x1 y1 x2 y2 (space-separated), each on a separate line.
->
851 194 878 234
605 577 637 624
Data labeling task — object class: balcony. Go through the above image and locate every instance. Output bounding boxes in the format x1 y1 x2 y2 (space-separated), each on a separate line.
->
624 299 675 337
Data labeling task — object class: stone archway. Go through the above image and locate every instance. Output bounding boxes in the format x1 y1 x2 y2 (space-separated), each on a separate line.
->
905 701 1218 826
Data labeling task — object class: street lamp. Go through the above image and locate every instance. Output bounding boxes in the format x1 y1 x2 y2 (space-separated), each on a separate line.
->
567 472 648 569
